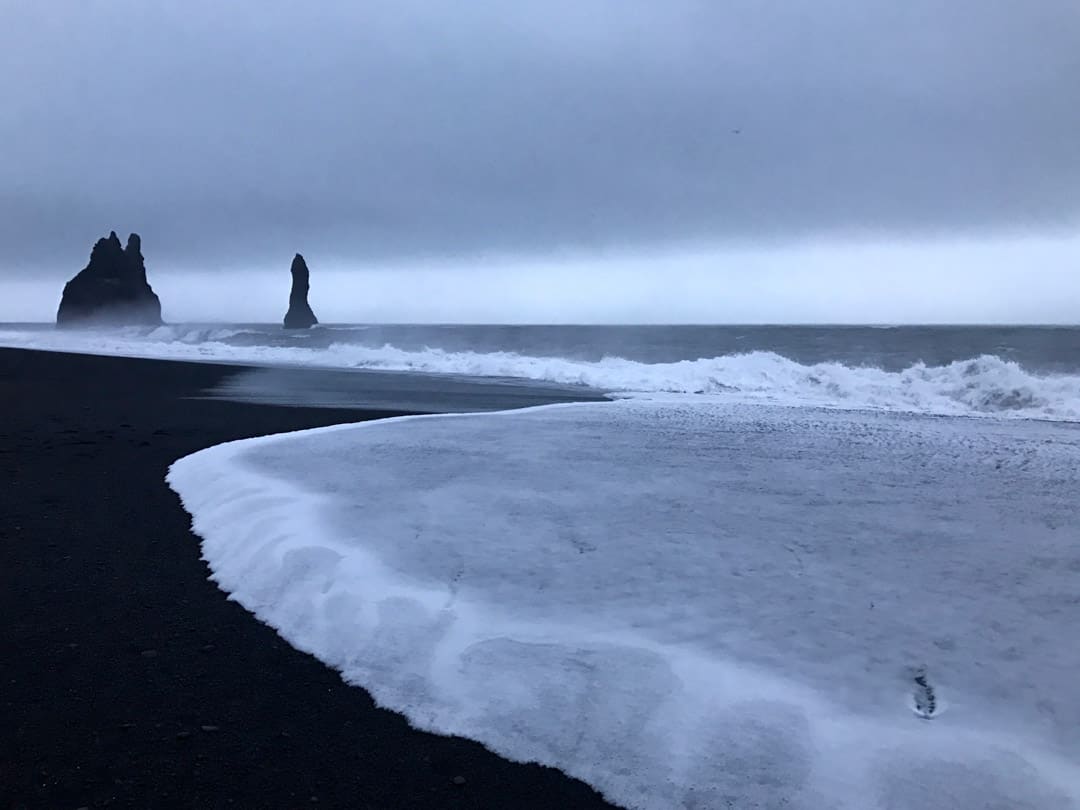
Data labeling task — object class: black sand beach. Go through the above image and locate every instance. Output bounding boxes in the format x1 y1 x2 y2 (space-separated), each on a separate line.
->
1 348 614 809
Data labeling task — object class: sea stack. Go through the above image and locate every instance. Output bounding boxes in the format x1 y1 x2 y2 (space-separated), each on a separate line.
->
283 253 318 329
56 231 163 327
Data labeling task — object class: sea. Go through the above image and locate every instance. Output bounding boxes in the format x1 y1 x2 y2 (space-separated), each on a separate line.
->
1 322 1079 418
7 323 1080 808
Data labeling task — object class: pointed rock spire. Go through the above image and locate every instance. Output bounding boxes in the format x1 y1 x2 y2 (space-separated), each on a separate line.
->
283 253 318 329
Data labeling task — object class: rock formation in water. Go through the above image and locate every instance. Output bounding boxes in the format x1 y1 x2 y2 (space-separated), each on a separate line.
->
283 253 318 329
56 231 163 327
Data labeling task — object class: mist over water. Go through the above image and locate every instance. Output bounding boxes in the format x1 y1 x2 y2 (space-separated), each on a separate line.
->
5 235 1080 326
240 323 1080 371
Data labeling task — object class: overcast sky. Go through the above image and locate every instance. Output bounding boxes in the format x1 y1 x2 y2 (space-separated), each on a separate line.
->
1 1 1078 322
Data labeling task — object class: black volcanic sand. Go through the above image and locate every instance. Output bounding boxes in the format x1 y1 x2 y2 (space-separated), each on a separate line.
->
1 348 615 810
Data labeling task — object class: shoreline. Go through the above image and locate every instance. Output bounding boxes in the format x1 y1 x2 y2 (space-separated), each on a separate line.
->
0 348 614 809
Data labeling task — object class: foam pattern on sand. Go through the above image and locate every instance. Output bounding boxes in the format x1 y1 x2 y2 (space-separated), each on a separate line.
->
4 325 1080 420
168 401 1080 809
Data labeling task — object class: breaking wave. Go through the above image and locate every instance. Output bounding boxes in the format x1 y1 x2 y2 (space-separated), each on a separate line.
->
1 325 1078 421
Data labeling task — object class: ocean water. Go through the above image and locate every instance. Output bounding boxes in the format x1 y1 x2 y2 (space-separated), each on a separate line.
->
169 400 1080 809
2 323 1080 418
7 323 1080 805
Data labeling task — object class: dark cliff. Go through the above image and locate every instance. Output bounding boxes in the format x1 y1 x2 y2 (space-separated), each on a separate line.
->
283 253 318 329
56 232 163 327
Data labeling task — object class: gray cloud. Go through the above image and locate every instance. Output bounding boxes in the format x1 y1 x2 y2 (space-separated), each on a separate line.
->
1 0 1078 271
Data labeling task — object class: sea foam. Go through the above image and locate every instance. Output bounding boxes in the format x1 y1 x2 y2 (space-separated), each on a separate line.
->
2 325 1080 420
168 401 1080 809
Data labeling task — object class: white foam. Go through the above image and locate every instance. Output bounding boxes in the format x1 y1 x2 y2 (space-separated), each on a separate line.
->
141 325 248 343
168 401 1080 809
3 325 1080 420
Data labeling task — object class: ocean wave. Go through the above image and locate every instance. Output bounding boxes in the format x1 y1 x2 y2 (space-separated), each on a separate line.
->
167 403 1080 809
1 326 1078 421
136 325 250 343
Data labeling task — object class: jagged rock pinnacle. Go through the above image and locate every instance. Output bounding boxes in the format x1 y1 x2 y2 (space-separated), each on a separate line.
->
56 231 163 327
